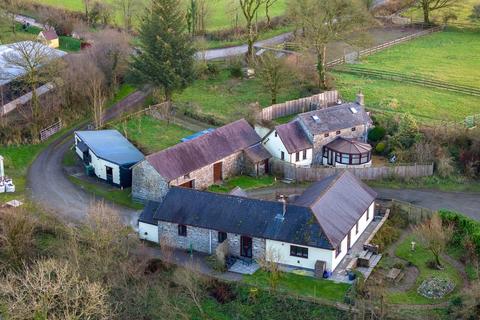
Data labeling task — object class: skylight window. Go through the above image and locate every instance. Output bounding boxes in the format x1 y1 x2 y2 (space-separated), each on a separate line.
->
350 107 358 114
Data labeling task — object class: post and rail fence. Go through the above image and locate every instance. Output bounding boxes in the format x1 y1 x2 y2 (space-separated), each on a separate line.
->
39 119 62 141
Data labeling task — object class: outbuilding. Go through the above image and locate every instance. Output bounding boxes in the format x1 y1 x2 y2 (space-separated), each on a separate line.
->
38 29 60 48
74 130 144 188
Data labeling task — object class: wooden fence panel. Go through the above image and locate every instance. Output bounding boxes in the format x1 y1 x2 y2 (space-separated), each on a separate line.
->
271 159 434 182
259 91 339 121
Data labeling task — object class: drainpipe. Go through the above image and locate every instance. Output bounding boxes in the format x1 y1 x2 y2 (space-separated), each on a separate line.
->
209 230 212 254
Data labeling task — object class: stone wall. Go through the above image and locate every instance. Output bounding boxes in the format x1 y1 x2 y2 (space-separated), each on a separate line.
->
169 151 245 189
132 160 169 202
158 221 266 259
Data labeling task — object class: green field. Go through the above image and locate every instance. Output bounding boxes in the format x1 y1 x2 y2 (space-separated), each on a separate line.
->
111 115 194 154
175 69 304 123
333 29 480 124
32 0 287 31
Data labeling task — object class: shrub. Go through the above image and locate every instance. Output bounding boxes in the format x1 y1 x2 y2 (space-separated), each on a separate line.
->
471 4 480 19
393 262 405 270
207 280 237 304
375 141 386 154
440 210 480 256
426 259 438 269
229 64 243 78
368 127 386 142
206 63 220 76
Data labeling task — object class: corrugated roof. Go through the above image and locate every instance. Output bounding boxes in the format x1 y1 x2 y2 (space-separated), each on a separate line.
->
244 143 271 163
150 187 332 249
275 120 312 154
298 103 372 136
75 130 144 166
325 137 372 154
294 171 377 247
145 119 261 181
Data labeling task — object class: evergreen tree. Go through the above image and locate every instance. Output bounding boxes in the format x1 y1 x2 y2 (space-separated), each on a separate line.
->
130 0 195 102
394 113 420 149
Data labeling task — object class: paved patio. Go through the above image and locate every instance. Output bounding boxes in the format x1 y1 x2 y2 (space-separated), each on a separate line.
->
330 216 384 283
228 260 260 275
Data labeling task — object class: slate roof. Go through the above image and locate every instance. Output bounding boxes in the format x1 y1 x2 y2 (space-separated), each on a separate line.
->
41 29 58 40
298 103 372 136
325 137 372 155
144 119 262 181
139 171 377 250
294 171 377 247
244 143 271 163
275 120 312 154
148 187 332 249
75 130 144 166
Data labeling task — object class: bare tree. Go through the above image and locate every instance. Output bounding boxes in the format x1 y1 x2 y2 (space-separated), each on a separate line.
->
1 41 62 139
256 52 289 104
265 0 278 27
0 259 112 320
83 0 92 24
113 0 142 30
417 0 459 24
289 0 370 89
414 213 453 269
239 0 267 62
257 248 282 291
173 261 205 315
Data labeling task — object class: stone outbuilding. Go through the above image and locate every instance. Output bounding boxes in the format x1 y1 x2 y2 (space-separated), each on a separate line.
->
132 119 271 202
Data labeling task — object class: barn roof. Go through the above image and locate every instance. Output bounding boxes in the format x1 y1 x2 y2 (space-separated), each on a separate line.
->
139 171 376 250
244 143 271 163
298 103 372 136
275 120 312 154
75 130 144 166
41 29 58 40
144 119 262 181
294 171 377 247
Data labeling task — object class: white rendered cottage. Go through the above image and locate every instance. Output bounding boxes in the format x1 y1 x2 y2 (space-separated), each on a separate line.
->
75 130 144 188
262 94 373 167
138 171 376 272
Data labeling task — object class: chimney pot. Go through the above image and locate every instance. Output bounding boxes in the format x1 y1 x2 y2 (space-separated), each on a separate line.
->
356 92 365 106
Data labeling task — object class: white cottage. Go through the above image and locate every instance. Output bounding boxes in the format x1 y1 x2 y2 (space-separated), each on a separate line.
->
74 130 144 188
138 171 376 273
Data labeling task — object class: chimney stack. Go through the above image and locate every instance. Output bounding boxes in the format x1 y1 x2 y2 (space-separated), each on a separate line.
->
278 195 287 217
356 91 365 106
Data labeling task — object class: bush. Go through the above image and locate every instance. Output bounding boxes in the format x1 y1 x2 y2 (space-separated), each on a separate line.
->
375 141 386 154
368 127 386 142
426 259 438 269
440 210 480 256
207 280 237 304
393 262 405 270
206 63 220 76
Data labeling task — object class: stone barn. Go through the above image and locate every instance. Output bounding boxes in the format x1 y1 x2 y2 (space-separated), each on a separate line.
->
132 119 271 202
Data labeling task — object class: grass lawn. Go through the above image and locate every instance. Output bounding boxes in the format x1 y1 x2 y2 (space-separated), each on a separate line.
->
366 175 480 193
175 70 304 123
333 72 480 124
243 270 350 303
386 234 462 305
111 115 194 154
346 29 480 88
208 175 276 193
403 0 480 27
68 175 143 210
106 83 137 108
59 36 81 52
31 0 287 31
0 22 42 44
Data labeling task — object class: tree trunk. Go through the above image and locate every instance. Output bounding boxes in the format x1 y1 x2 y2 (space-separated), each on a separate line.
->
423 3 430 25
317 46 327 90
246 21 255 64
266 4 271 27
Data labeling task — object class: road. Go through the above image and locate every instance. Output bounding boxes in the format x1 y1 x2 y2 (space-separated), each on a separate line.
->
247 185 480 221
27 90 149 226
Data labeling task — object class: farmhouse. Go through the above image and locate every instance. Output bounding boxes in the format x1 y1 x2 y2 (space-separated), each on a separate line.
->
138 171 376 272
74 130 144 188
37 29 60 48
132 119 271 202
262 94 373 167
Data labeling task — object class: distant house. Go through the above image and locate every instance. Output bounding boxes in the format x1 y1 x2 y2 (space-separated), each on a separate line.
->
38 29 59 48
138 171 377 272
262 93 373 167
75 130 144 188
132 119 271 202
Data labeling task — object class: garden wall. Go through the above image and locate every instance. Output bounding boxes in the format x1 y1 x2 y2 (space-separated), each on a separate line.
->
258 90 339 121
270 159 434 182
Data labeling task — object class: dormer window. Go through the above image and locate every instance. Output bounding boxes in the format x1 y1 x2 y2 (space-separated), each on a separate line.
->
324 133 329 138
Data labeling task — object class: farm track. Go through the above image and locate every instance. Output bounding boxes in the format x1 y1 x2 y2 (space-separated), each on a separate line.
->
335 65 480 97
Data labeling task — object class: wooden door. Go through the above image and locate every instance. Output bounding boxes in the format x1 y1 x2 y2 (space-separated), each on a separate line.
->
179 180 194 188
264 159 269 174
213 162 223 182
240 236 253 258
105 166 113 184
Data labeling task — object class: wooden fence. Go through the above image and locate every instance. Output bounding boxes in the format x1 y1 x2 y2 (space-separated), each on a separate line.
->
39 119 62 141
326 26 443 69
270 159 434 182
259 90 339 121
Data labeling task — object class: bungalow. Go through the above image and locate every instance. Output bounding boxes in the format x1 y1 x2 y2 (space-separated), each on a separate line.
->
38 29 59 49
138 171 376 272
132 119 271 202
74 130 144 188
262 93 373 167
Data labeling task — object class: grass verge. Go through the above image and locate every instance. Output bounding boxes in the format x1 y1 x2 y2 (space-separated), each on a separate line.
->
208 176 276 193
366 175 480 193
